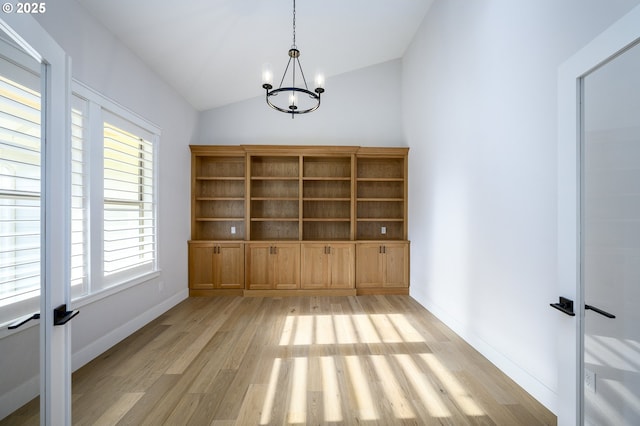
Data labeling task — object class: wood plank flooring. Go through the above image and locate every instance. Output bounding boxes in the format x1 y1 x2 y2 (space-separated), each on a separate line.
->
2 295 556 425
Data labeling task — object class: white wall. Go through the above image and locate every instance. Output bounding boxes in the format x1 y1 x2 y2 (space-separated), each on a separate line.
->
0 0 197 417
196 59 404 146
402 0 640 412
33 0 197 367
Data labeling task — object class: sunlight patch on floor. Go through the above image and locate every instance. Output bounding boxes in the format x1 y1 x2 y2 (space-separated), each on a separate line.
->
279 313 426 346
420 353 485 416
259 357 282 425
394 353 451 418
345 355 378 420
288 357 308 424
315 315 336 345
320 356 343 422
370 355 416 419
293 315 313 346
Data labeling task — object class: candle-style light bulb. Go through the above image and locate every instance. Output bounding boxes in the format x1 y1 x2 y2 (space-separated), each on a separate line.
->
314 71 325 94
289 93 298 108
262 63 273 88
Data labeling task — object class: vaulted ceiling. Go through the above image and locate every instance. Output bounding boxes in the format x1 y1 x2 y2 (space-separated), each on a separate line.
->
76 0 434 111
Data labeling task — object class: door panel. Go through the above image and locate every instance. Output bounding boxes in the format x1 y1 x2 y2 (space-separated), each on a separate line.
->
356 244 384 287
189 243 214 289
1 14 71 424
384 243 409 288
273 244 300 290
582 41 640 426
246 244 272 289
217 243 244 289
329 244 355 289
0 28 42 424
301 244 330 288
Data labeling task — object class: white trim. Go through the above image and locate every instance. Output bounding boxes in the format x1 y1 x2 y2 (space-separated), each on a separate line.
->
0 374 39 421
71 271 160 310
557 5 640 426
72 80 161 136
71 288 187 371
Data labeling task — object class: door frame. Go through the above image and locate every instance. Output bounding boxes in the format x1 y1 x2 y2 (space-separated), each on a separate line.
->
0 14 71 425
557 5 640 425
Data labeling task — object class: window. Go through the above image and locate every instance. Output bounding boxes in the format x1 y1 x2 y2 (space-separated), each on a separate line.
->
71 82 160 298
0 66 41 322
103 116 155 286
1 72 159 324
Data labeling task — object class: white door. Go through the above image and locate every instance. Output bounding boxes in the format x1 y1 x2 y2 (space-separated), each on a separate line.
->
557 5 640 426
582 40 640 426
0 14 72 425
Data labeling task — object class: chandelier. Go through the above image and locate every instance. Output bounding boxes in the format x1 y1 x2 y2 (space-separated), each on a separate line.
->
261 0 325 118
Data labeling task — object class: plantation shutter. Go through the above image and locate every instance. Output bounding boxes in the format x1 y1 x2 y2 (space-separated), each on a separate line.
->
0 71 41 305
70 95 87 297
103 113 155 283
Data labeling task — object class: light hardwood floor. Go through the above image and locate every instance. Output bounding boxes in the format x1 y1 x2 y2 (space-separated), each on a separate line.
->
3 295 556 425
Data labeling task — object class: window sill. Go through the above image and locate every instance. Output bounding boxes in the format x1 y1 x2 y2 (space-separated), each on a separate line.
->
71 270 161 310
0 270 161 340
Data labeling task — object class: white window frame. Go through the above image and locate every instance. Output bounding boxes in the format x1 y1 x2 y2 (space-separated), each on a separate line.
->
1 77 161 327
70 81 161 306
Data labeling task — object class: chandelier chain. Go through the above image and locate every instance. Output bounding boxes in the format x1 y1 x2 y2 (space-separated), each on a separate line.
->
292 0 296 48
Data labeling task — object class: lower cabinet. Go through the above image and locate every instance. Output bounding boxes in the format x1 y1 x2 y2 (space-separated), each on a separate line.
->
245 243 300 290
188 241 244 292
301 243 355 289
189 240 408 295
356 242 409 289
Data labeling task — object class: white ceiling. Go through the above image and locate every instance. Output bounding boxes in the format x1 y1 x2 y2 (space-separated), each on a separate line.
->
76 0 434 111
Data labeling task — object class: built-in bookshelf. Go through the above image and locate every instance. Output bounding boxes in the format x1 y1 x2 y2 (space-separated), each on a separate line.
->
356 149 408 240
191 147 245 241
302 155 353 240
249 155 300 240
189 145 409 296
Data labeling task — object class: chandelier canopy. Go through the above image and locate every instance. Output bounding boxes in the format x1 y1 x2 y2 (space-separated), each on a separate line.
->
261 0 325 118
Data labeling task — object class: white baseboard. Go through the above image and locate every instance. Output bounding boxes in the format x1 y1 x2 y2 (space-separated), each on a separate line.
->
0 375 39 421
410 290 558 415
0 289 188 421
72 289 188 371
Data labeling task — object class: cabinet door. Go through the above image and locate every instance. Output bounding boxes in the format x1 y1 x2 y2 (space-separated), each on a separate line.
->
356 244 384 288
189 243 215 289
383 243 409 288
273 244 300 290
216 243 244 289
246 244 273 290
301 244 330 289
329 244 355 288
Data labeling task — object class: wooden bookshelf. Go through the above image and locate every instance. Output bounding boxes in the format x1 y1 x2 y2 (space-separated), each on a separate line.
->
249 155 300 240
355 149 408 240
189 145 409 295
191 147 246 241
302 155 354 240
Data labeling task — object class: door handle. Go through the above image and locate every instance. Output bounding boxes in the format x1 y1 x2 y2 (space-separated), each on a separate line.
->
550 296 575 316
7 305 79 329
8 312 40 330
54 304 80 326
585 304 616 319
